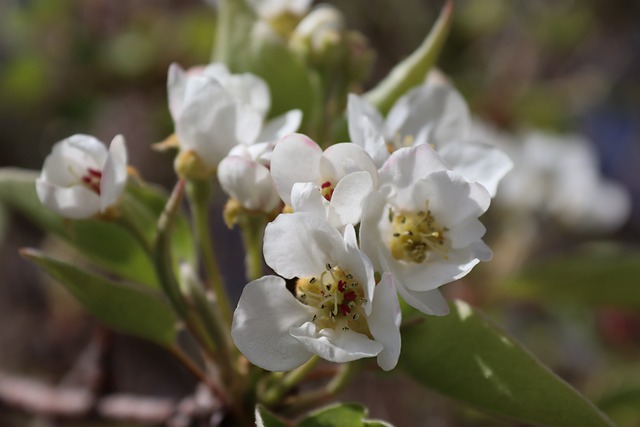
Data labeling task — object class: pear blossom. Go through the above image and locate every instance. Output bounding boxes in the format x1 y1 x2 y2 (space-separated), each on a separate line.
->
217 142 281 213
491 128 631 232
270 133 378 229
167 63 302 172
360 145 492 316
231 212 401 371
36 134 128 219
348 79 512 197
245 0 312 20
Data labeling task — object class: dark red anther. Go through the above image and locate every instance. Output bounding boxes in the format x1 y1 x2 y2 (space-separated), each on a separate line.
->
343 291 356 301
88 168 102 178
321 181 331 189
82 176 92 184
339 303 350 316
338 281 347 292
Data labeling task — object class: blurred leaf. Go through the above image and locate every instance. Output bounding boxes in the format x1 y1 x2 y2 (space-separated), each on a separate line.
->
102 31 157 78
255 405 287 427
298 403 391 427
598 386 640 427
23 249 176 346
1 55 48 105
399 300 614 427
506 245 640 309
0 168 158 286
365 0 453 115
213 0 256 70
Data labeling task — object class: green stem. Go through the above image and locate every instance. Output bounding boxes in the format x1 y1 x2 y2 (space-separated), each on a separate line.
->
238 214 266 281
283 361 360 415
261 356 320 406
187 179 233 326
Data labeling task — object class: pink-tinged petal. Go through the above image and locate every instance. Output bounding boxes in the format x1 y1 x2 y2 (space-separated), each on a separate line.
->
218 156 281 212
231 276 314 372
320 143 378 187
167 63 187 120
100 135 128 212
291 182 329 217
367 273 401 370
263 212 347 278
327 171 373 229
271 134 323 206
258 109 303 143
36 180 101 219
412 171 491 228
289 323 382 364
379 145 447 205
385 82 470 147
439 140 513 198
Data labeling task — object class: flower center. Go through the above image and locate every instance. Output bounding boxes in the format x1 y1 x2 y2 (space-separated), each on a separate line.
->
387 133 415 153
320 180 335 201
295 264 370 335
388 208 449 263
81 168 102 194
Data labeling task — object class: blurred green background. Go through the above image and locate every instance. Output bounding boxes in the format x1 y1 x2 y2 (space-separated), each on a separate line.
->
1 0 640 426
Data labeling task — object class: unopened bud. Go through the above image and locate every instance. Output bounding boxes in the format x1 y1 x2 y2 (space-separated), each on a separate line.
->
290 5 346 68
345 31 376 85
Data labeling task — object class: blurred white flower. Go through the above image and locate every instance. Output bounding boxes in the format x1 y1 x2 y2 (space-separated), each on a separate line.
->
167 63 302 173
348 79 512 197
217 142 281 213
231 212 401 371
245 0 312 20
36 134 128 219
491 128 631 232
360 145 492 316
270 133 378 229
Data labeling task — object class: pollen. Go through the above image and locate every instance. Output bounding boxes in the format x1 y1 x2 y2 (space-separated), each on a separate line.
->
295 266 371 336
388 207 449 263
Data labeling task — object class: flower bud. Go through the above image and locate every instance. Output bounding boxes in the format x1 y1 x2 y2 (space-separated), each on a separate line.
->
174 149 212 180
290 4 347 68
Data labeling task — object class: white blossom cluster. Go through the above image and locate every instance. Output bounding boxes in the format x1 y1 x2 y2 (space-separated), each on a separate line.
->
36 64 513 373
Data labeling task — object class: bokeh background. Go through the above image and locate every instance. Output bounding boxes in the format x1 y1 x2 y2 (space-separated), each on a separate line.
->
1 0 640 425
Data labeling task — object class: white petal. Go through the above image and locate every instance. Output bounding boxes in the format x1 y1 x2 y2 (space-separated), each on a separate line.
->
218 156 280 212
65 134 109 167
257 109 303 143
396 285 450 316
263 212 347 278
290 322 382 364
412 171 491 228
231 276 314 371
291 182 329 218
385 82 471 148
367 273 401 370
100 135 128 212
224 73 271 118
439 140 513 198
327 171 373 229
379 145 447 208
358 191 389 272
320 143 378 188
271 134 323 206
347 94 389 168
167 63 187 120
36 180 101 219
340 223 376 314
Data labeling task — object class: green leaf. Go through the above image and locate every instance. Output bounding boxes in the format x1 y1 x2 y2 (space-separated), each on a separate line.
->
364 0 453 115
23 248 176 346
255 404 287 427
598 386 640 427
399 300 614 427
506 244 640 309
298 402 389 427
0 168 158 286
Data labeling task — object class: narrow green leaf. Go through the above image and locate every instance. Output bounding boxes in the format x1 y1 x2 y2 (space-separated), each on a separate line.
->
298 403 367 427
213 0 256 70
399 300 614 427
506 244 640 309
22 248 176 346
255 404 287 427
364 0 453 115
0 168 158 286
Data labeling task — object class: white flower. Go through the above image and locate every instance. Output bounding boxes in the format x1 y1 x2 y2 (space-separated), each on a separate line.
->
36 134 128 219
167 63 302 171
217 142 281 213
231 212 401 371
360 145 492 316
270 133 378 229
493 129 631 232
348 79 512 197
